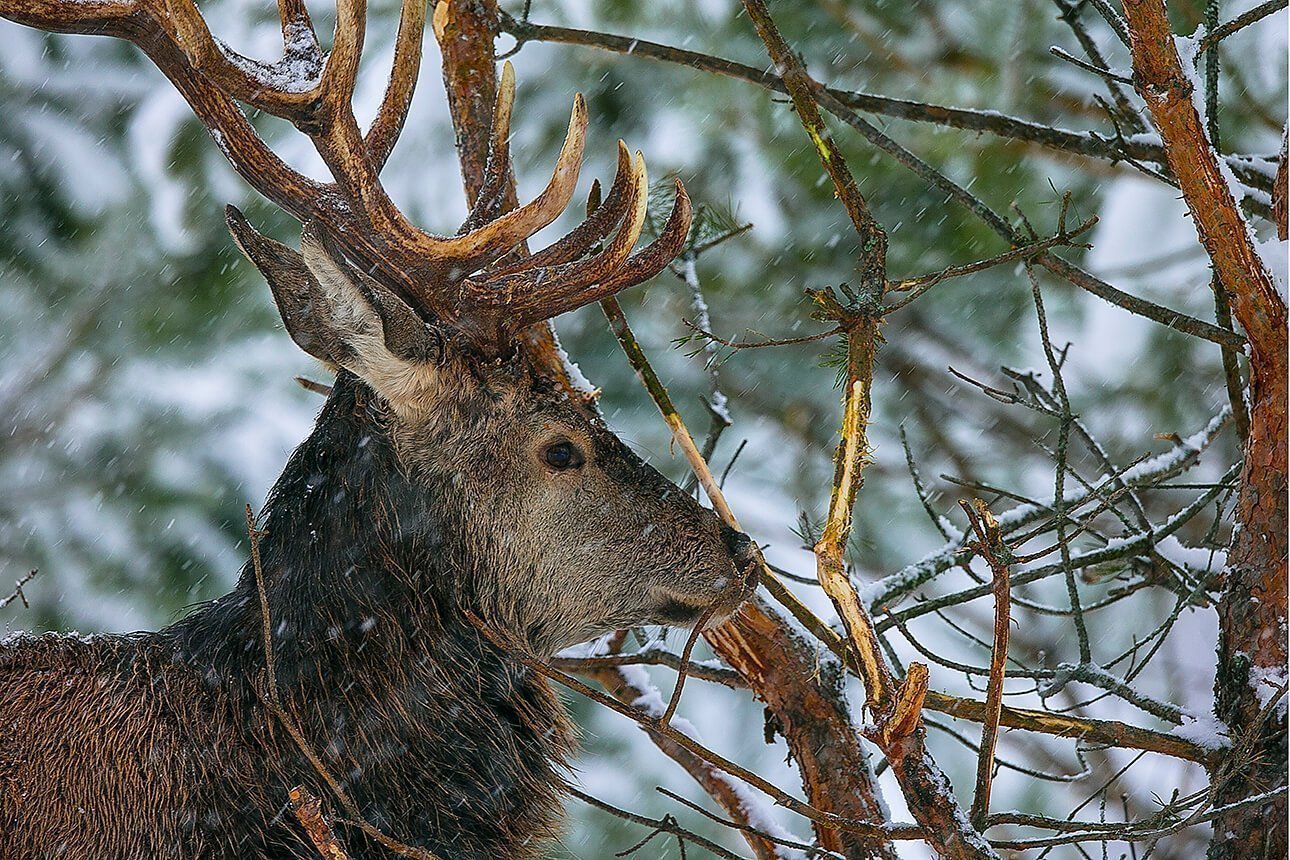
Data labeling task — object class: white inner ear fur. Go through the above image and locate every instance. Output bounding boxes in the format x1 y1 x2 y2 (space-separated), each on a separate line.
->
300 235 443 418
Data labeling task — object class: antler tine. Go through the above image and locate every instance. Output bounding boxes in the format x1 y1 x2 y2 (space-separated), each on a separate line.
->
484 141 635 277
502 179 691 332
459 61 518 235
0 0 136 35
364 0 427 172
474 151 652 328
319 0 365 113
160 0 323 120
276 0 318 48
420 94 588 278
594 180 692 293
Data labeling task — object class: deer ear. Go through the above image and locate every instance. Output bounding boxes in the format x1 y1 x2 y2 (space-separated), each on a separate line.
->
226 206 447 409
225 205 350 366
297 221 444 366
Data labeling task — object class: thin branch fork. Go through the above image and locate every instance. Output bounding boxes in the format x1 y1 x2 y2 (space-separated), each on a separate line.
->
741 0 941 782
551 649 746 689
682 319 845 352
960 500 1012 831
0 569 39 610
656 787 848 860
568 786 748 860
923 691 1216 766
884 207 1097 313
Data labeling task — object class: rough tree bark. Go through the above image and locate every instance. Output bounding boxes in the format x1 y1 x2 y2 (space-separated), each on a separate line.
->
1123 3 1288 857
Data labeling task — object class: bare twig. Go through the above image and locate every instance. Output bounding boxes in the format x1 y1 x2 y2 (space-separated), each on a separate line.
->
295 376 334 397
552 648 747 689
0 569 39 610
659 606 713 727
657 787 846 859
684 320 844 351
567 786 747 860
1048 46 1135 86
1197 0 1288 54
884 209 1097 312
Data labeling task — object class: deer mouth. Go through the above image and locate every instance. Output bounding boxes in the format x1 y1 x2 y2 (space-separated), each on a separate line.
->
650 567 756 629
653 597 712 626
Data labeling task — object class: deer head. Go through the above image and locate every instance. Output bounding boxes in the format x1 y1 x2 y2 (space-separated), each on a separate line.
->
0 0 756 652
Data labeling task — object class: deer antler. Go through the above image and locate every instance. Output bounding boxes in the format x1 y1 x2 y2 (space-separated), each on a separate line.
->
0 0 691 354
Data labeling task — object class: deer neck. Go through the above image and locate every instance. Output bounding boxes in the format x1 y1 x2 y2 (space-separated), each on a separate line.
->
166 372 574 854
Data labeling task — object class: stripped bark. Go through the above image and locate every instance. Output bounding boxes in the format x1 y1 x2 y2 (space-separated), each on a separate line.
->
603 296 897 859
739 2 996 856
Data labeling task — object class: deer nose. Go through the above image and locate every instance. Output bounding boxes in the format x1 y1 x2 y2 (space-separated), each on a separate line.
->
720 525 757 571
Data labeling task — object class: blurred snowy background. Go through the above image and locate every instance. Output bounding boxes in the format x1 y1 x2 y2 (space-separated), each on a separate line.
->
1 0 1284 856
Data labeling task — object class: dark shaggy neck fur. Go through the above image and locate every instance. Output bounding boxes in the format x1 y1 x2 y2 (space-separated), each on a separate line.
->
1 374 573 860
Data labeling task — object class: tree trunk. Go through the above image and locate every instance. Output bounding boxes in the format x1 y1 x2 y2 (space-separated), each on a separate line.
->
1122 3 1288 855
1213 355 1287 858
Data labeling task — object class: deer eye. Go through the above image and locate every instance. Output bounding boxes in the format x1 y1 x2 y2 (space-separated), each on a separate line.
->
543 441 585 471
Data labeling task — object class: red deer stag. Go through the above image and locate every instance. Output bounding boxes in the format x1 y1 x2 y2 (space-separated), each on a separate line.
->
0 0 758 856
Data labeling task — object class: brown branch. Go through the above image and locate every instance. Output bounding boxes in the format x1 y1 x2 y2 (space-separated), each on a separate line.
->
960 500 1012 830
295 376 335 397
1123 3 1289 856
656 787 846 858
1124 0 1286 362
739 0 895 710
289 786 354 860
923 692 1217 766
658 606 712 727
